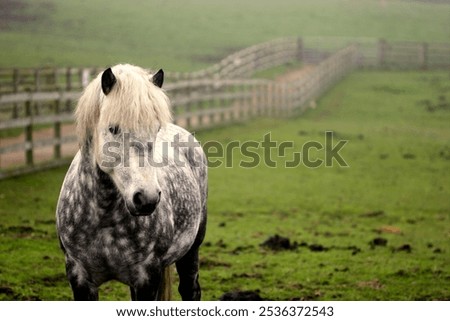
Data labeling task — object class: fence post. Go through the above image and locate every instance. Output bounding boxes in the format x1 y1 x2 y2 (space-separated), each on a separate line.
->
34 69 41 116
258 84 269 116
185 80 192 129
221 84 229 123
377 39 387 67
66 67 72 91
53 68 58 91
252 83 258 117
239 83 246 120
54 98 61 160
419 42 428 70
267 81 276 116
185 104 191 129
65 67 73 112
34 68 40 92
12 68 19 119
277 84 283 117
297 37 304 62
25 100 33 166
227 84 234 123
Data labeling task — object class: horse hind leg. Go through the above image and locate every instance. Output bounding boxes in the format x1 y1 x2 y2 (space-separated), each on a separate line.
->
176 208 207 301
175 246 201 301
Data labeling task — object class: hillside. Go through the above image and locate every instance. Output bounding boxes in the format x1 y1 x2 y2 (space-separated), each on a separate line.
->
0 0 449 69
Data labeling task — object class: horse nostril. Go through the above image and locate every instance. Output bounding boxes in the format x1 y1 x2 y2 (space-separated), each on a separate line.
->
132 190 159 214
133 192 144 207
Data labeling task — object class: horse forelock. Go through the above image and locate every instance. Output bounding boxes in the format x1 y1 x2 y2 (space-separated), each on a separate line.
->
75 64 172 146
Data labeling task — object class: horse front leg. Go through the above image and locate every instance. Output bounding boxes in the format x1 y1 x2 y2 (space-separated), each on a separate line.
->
130 287 137 301
70 281 99 300
133 267 163 300
65 259 98 300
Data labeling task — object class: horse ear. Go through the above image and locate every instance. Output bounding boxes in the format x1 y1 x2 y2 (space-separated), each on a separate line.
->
152 69 164 88
101 67 116 95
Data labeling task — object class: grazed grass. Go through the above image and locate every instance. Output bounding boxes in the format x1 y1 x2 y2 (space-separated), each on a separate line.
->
198 70 450 300
0 0 449 69
0 70 449 300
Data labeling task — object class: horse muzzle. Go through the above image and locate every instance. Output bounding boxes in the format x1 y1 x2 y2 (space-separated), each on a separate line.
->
127 190 161 216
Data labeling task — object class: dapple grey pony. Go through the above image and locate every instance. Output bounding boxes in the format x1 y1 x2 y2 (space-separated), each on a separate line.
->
56 64 207 300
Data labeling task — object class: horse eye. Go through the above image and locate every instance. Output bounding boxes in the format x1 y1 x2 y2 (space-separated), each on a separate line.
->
108 125 120 135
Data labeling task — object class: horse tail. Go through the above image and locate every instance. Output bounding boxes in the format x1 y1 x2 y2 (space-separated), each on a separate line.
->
158 266 173 300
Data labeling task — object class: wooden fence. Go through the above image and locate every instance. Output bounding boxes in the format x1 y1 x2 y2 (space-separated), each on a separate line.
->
0 37 449 178
2 37 448 94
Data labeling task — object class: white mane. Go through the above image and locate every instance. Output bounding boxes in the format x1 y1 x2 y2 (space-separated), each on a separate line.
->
75 64 172 145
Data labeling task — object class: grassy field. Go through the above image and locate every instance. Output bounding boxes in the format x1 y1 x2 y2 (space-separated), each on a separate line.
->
0 0 449 69
0 69 449 300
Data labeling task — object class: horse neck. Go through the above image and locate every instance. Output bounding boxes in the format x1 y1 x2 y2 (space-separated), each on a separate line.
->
95 166 121 205
79 144 122 211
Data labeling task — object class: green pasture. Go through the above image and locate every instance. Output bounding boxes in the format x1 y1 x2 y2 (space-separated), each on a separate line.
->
1 0 449 69
0 70 449 300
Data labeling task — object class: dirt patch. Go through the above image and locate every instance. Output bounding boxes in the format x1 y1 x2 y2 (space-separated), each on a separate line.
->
0 225 49 239
231 272 262 279
369 237 388 248
419 95 450 112
403 153 416 160
231 245 254 255
393 244 412 253
220 290 264 301
343 245 361 255
0 225 34 237
5 225 34 234
357 279 384 290
393 269 409 277
376 225 402 235
439 147 450 160
200 257 231 269
298 241 335 253
295 290 323 301
360 210 385 218
215 239 227 249
299 241 361 254
0 286 42 300
307 244 329 252
334 267 350 273
38 273 67 286
260 234 298 251
35 219 55 225
0 286 14 296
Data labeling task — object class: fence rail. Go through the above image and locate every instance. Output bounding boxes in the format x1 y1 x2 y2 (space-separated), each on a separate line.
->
2 37 448 95
0 36 449 179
